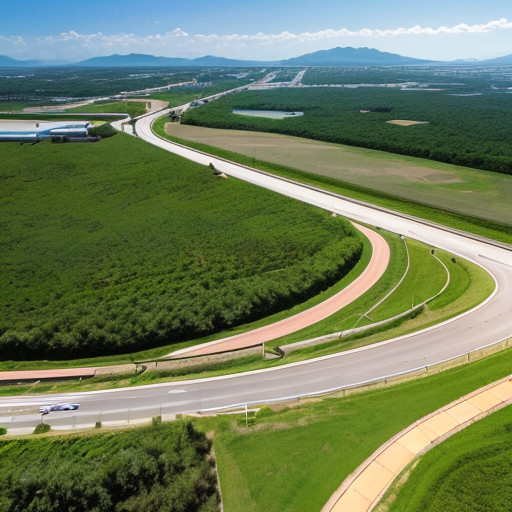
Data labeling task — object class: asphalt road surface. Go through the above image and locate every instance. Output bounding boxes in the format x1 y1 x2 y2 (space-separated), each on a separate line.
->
1 110 511 432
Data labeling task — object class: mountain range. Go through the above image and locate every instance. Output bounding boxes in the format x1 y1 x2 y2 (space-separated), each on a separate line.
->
1 47 511 68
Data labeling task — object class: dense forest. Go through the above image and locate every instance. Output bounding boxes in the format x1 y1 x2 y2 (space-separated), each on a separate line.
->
181 86 512 175
0 422 218 512
0 134 362 360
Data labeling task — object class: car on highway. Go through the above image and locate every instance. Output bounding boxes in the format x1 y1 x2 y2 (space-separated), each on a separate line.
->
38 403 80 415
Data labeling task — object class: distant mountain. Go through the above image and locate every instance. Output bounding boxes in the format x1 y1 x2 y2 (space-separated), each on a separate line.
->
281 46 433 66
73 48 433 67
75 53 272 67
1 47 512 68
0 55 70 67
479 53 512 65
76 53 191 67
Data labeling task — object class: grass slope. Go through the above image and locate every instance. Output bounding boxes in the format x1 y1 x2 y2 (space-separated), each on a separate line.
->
384 405 512 512
193 347 512 512
0 133 362 360
67 101 147 118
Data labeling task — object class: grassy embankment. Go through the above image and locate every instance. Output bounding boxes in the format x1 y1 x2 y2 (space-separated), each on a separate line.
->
191 346 512 512
0 133 363 362
66 101 148 118
153 118 512 245
0 421 219 512
380 405 512 512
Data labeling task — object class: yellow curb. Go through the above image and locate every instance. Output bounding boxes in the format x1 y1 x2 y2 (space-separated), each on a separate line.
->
396 426 432 455
445 401 481 425
376 442 415 474
488 380 512 401
322 376 512 512
467 390 502 412
422 410 459 437
331 488 371 512
352 461 395 502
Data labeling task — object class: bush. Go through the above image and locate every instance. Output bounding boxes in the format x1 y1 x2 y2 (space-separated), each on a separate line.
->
152 415 162 426
0 427 7 436
33 423 51 435
87 122 117 138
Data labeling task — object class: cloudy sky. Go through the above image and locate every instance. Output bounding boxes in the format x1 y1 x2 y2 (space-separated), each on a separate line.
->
1 0 511 62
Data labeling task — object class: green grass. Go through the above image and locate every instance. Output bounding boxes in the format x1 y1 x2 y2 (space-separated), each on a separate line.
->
153 117 512 245
67 101 147 118
190 347 512 512
366 240 447 324
0 421 218 512
0 132 363 360
0 102 29 112
382 405 512 512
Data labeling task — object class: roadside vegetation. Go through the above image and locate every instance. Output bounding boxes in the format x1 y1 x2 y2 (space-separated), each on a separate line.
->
381 405 512 512
0 421 219 512
0 234 493 395
180 87 512 176
67 101 148 118
153 118 512 244
190 346 512 512
0 133 363 360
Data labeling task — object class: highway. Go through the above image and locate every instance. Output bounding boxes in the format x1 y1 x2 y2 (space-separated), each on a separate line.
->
1 109 511 432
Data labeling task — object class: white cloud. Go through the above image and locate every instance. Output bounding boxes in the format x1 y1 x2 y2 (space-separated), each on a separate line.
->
3 19 512 60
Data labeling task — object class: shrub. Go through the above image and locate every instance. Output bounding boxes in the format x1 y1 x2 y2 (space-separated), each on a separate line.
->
33 423 51 435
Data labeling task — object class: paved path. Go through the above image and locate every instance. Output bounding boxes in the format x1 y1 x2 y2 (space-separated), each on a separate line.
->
0 368 96 383
322 376 512 512
168 223 390 358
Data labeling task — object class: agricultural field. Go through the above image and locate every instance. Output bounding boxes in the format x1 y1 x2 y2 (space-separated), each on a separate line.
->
161 122 512 228
0 133 363 360
0 421 218 512
180 85 512 176
381 405 512 512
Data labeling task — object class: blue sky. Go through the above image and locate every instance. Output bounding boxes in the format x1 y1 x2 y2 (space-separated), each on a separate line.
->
1 0 511 61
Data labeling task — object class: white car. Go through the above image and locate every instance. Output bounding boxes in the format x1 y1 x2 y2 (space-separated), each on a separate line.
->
38 403 80 415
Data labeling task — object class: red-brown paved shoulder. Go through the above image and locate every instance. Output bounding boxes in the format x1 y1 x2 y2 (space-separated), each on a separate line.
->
0 368 97 383
170 223 390 358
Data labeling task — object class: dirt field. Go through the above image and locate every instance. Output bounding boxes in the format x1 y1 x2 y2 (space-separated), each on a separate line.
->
386 120 429 126
164 123 512 224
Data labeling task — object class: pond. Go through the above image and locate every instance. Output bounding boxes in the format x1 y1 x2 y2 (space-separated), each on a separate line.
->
233 109 304 120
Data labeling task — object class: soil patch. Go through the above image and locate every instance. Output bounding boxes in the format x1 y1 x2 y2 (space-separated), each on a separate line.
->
386 120 429 126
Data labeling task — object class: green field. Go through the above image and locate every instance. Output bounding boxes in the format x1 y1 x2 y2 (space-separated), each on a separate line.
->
381 405 512 512
67 101 148 118
154 120 512 243
180 88 512 176
191 347 512 512
0 133 363 360
0 421 218 512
